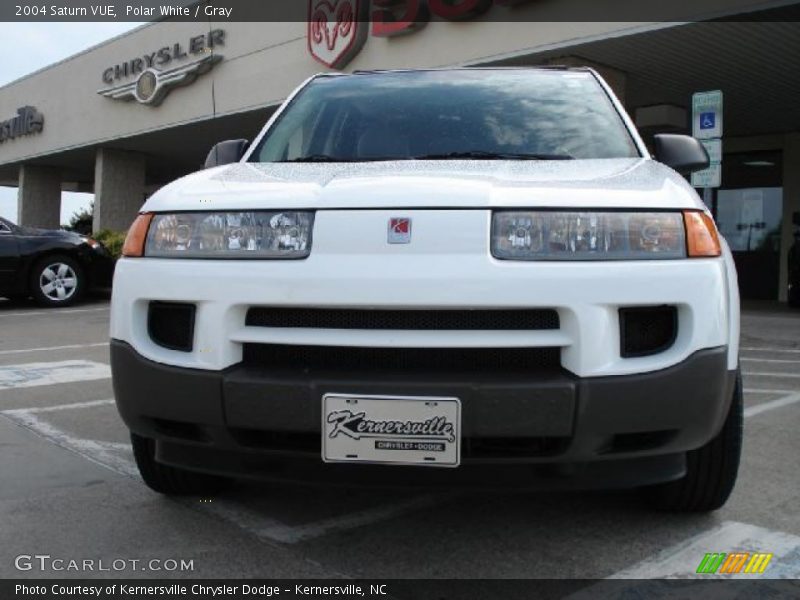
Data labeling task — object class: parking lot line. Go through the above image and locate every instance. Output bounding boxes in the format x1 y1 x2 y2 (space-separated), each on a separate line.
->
0 360 111 390
740 346 800 354
743 393 800 419
10 398 116 414
0 306 109 318
0 342 109 356
742 371 800 379
0 408 138 478
254 493 455 544
745 388 799 394
741 357 800 364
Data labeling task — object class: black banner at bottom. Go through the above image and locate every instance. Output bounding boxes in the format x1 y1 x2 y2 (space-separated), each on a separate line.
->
4 579 800 600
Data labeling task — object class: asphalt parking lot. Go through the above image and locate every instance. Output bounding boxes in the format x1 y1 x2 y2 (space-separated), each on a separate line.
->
1 296 799 588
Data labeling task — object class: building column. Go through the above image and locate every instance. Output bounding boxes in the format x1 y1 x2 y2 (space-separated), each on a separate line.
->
93 148 146 233
543 56 627 105
778 133 800 302
17 165 61 228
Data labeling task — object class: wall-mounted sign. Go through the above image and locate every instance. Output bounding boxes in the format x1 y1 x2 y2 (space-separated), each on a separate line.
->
308 0 370 69
0 106 44 144
97 30 225 106
308 0 535 69
692 90 723 140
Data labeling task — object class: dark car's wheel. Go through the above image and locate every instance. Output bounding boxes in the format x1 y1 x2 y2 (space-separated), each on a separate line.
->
643 369 743 512
30 255 84 307
131 433 229 496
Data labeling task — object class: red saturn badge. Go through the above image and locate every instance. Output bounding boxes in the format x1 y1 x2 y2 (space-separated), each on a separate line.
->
388 218 412 244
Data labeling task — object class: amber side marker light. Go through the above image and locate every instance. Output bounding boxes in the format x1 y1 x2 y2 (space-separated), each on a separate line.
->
683 211 721 257
122 213 154 257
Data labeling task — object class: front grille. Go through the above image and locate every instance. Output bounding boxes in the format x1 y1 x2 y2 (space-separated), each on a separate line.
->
241 344 561 373
148 301 195 352
619 305 677 358
246 307 560 330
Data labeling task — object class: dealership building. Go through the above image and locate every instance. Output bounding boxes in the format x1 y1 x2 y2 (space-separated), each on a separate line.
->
0 0 798 301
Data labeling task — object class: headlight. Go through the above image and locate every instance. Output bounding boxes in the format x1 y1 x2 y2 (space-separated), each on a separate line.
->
144 211 314 259
491 211 686 260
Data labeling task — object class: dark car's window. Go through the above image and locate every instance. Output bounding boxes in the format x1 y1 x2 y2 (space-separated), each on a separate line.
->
0 219 12 233
250 70 639 163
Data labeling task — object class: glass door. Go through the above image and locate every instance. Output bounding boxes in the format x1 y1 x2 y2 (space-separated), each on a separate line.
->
704 151 783 300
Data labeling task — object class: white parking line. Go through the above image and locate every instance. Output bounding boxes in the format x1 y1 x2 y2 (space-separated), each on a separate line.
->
741 346 800 354
0 408 138 478
0 360 110 390
6 398 116 414
600 521 800 579
742 371 800 379
255 493 454 544
745 388 798 394
0 306 109 318
741 357 800 364
744 393 800 419
0 342 109 356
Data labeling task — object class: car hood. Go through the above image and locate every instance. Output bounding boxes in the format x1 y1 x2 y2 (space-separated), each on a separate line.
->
16 226 84 242
143 158 705 212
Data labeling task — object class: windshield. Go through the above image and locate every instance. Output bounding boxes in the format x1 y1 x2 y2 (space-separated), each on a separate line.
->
250 70 639 163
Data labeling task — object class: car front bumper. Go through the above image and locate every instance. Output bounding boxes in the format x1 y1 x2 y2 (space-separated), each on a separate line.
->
112 339 736 489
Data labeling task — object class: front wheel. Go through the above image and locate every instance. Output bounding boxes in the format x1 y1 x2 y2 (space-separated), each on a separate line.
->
131 433 230 496
643 368 743 512
30 255 84 307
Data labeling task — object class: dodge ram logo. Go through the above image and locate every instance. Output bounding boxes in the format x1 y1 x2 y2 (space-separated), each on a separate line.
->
308 0 369 69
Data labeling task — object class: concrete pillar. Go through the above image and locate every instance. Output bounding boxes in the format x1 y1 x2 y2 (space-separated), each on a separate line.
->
93 148 146 233
778 133 800 302
543 56 627 106
17 165 61 228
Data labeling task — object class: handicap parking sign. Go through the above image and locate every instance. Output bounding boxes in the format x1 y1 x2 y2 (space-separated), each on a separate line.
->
693 91 723 139
700 112 716 130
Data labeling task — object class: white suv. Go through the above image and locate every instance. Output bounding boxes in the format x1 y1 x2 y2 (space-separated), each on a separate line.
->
111 68 742 512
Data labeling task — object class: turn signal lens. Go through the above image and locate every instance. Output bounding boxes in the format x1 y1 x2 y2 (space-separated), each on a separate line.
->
683 211 721 257
122 213 154 257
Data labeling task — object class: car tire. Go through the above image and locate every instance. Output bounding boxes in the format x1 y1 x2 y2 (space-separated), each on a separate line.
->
642 368 743 512
131 432 230 496
30 254 84 307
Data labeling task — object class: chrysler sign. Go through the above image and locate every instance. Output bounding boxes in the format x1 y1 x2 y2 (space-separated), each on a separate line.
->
97 30 225 106
308 0 534 69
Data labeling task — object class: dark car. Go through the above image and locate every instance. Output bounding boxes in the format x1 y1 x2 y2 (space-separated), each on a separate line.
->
0 217 114 307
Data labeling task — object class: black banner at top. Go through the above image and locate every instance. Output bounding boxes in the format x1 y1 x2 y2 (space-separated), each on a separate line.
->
3 0 800 23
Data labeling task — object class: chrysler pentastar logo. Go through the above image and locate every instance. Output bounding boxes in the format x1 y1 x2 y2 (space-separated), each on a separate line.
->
97 53 222 106
308 0 369 69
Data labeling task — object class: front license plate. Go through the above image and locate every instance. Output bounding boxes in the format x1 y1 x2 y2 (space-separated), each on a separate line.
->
322 394 461 467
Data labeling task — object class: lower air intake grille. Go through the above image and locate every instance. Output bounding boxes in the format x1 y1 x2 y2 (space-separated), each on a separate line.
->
242 344 561 373
619 305 677 358
147 301 195 352
245 307 560 330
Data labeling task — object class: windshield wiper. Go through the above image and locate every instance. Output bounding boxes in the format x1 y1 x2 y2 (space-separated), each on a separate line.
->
278 155 397 163
412 151 574 160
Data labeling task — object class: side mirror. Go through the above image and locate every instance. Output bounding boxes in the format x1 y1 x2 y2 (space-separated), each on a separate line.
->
653 134 710 174
204 139 249 169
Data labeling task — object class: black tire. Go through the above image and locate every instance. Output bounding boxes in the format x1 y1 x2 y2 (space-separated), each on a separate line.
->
131 433 229 496
30 254 84 307
643 369 743 512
